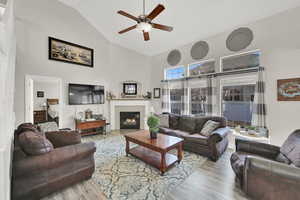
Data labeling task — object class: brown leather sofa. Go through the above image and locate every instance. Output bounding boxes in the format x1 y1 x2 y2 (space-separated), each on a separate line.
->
230 130 300 200
159 114 230 161
12 123 96 200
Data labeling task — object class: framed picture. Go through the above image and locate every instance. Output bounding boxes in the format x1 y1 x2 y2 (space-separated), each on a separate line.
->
37 91 44 98
153 88 161 98
278 78 300 101
49 37 94 67
123 83 137 96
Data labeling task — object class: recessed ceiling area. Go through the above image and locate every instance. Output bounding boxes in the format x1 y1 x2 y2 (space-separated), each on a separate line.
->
59 0 300 56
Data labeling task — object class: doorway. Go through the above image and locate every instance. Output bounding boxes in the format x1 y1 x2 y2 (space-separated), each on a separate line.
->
25 75 63 128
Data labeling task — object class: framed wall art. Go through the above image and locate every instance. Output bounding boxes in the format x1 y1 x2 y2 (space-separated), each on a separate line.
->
49 37 94 67
277 78 300 101
123 83 137 96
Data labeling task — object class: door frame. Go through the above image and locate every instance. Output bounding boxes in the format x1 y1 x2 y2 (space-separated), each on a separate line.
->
25 75 63 128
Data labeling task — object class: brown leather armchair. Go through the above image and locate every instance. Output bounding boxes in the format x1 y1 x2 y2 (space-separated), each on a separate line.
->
230 130 300 200
12 123 96 200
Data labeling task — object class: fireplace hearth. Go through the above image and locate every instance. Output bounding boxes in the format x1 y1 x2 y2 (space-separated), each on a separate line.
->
120 112 140 129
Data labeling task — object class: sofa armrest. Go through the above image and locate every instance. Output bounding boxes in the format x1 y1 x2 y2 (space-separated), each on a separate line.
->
236 139 280 160
13 142 96 178
45 130 81 148
208 127 231 143
243 156 300 199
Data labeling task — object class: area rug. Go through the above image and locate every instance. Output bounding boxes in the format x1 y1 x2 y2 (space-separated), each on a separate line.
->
85 132 207 200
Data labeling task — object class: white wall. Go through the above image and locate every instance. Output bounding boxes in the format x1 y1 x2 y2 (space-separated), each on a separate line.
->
33 81 60 110
150 6 300 146
14 0 152 129
0 0 15 199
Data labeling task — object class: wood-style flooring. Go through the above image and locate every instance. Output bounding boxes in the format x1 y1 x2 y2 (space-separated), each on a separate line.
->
166 150 249 200
43 131 249 200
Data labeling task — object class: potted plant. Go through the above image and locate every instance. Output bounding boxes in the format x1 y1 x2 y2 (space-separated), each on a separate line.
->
147 115 160 139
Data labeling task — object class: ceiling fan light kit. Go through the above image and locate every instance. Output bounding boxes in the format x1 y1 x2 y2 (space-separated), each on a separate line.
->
117 0 173 41
137 22 152 33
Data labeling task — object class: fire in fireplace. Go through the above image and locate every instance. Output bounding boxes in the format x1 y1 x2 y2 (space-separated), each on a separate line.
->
120 112 140 129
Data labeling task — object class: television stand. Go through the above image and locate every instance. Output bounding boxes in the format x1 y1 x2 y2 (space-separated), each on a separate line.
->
75 119 106 136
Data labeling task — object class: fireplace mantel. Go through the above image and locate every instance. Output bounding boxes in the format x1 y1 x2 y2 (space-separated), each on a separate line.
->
109 100 151 130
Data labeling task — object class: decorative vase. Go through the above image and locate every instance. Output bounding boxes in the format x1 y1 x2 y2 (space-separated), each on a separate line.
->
150 130 157 139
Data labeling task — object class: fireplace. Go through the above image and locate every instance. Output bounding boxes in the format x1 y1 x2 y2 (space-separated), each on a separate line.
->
120 112 140 129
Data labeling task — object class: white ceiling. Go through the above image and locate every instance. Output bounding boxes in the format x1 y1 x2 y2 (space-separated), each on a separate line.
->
59 0 300 56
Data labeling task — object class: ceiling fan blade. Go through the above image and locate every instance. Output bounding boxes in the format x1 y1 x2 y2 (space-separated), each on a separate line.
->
118 25 137 34
152 23 173 32
147 4 165 20
117 10 139 22
143 31 150 41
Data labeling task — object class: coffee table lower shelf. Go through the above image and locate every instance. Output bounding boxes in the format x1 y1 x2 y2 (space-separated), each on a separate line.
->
128 146 179 175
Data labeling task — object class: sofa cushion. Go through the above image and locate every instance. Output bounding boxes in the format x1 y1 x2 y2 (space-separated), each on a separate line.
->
280 129 300 167
200 120 220 137
184 134 208 145
45 131 81 148
170 130 190 138
19 131 54 156
159 127 174 135
156 114 169 128
178 116 197 133
169 114 180 129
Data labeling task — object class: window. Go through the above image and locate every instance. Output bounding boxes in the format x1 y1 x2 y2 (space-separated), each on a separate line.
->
221 50 260 72
190 87 208 115
221 84 255 127
188 60 215 76
170 88 184 114
165 66 186 80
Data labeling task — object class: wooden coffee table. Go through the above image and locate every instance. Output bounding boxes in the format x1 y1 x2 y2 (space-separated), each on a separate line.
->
124 130 184 175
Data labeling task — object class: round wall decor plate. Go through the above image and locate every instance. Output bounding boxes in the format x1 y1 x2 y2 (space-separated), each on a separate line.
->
190 41 209 60
167 49 181 66
226 27 253 52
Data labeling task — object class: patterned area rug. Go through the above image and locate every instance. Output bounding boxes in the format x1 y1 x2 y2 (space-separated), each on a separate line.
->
85 132 207 200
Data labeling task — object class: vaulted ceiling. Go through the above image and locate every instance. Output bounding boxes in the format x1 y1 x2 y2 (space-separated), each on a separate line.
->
59 0 300 56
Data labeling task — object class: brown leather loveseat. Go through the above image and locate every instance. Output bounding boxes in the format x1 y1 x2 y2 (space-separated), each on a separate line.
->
159 114 230 161
12 123 96 200
230 130 300 200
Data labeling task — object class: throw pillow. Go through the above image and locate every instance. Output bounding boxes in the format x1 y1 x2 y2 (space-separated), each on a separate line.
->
15 123 40 136
200 120 220 137
156 114 169 128
19 131 54 156
276 153 291 164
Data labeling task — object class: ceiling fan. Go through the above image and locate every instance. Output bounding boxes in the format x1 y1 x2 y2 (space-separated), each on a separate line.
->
117 0 173 41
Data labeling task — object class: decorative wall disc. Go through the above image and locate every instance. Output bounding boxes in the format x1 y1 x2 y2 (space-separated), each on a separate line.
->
190 41 209 60
167 49 181 66
226 27 253 52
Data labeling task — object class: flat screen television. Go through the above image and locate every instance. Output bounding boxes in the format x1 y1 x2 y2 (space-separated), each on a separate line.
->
69 83 105 105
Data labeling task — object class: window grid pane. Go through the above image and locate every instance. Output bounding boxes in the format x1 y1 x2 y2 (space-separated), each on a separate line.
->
190 88 208 115
166 66 185 80
170 88 184 114
222 51 260 72
189 61 215 76
222 84 255 127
